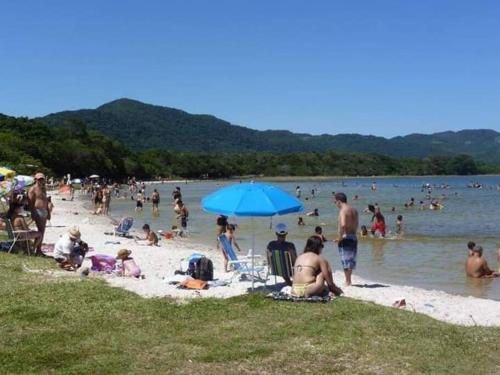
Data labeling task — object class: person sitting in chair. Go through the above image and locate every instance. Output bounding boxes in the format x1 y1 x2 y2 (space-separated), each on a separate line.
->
266 223 297 286
8 200 41 252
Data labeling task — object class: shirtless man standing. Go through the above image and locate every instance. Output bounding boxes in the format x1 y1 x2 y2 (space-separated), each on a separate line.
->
28 172 50 255
465 246 499 278
334 192 359 286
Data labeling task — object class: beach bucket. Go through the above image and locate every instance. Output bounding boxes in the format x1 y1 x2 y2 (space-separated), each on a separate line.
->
164 231 173 239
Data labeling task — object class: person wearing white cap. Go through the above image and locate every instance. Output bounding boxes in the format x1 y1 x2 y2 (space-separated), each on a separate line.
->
266 223 297 286
28 172 50 256
53 226 88 270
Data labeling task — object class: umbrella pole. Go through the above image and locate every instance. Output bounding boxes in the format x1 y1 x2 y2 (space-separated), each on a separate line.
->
251 217 255 291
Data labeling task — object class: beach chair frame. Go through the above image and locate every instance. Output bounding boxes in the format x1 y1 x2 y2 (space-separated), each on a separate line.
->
114 217 134 236
265 249 294 287
0 216 33 255
218 234 266 282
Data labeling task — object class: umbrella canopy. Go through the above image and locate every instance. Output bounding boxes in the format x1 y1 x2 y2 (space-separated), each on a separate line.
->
202 182 303 217
89 174 99 179
14 175 34 191
0 167 16 181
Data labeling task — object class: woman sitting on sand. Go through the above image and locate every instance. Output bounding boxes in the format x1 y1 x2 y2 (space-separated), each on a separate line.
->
292 236 342 297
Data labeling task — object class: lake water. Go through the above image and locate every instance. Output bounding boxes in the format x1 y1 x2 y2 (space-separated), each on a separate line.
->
100 176 500 300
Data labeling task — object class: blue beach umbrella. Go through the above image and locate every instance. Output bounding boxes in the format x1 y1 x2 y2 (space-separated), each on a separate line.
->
202 182 303 217
202 182 303 290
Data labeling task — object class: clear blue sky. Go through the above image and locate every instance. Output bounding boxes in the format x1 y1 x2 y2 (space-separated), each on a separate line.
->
1 0 500 137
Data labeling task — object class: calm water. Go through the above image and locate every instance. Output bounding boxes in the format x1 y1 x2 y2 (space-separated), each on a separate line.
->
99 176 500 300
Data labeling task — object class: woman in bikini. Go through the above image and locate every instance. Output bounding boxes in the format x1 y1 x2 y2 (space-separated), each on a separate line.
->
292 236 342 297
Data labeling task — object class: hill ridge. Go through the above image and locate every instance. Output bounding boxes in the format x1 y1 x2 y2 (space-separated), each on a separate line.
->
39 98 500 163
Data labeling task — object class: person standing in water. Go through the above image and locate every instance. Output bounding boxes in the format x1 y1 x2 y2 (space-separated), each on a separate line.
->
174 199 189 233
151 189 160 215
334 192 359 286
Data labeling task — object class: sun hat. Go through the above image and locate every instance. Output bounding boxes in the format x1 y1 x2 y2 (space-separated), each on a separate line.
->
116 249 132 259
68 226 81 240
34 172 45 180
275 223 288 235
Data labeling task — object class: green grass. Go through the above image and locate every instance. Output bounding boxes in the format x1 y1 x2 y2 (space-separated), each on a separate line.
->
1 253 499 374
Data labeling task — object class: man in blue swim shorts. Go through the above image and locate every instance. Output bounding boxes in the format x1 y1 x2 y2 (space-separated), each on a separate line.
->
334 192 359 286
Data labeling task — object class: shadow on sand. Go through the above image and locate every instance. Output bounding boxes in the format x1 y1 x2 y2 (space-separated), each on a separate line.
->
352 283 389 289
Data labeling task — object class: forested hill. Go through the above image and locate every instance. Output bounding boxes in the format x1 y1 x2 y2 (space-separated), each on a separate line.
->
40 98 500 163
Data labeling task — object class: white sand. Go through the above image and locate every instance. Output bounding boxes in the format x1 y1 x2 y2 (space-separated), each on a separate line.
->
42 193 500 327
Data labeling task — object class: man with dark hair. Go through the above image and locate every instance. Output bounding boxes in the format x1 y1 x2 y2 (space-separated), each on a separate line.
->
334 192 359 286
465 245 499 278
467 241 476 256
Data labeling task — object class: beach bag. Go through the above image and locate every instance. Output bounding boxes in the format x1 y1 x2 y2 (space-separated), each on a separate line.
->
195 257 213 281
179 279 208 290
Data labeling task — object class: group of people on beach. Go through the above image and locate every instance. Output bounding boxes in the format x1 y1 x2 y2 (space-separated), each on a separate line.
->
217 192 359 297
3 172 53 256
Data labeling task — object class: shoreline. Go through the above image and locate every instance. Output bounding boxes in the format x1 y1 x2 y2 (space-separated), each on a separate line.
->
42 192 500 327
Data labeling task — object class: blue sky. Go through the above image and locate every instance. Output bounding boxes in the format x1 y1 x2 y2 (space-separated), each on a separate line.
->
1 0 499 137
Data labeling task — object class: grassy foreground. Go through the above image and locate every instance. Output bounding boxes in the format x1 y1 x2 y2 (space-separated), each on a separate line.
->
1 254 499 374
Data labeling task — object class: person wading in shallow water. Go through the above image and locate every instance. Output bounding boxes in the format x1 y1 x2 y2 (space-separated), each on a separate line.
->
334 192 359 286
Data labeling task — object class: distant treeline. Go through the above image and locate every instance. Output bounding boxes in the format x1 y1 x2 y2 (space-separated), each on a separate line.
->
1 115 498 179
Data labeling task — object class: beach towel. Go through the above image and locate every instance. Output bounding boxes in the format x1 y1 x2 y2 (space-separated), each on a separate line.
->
178 278 208 290
89 254 116 272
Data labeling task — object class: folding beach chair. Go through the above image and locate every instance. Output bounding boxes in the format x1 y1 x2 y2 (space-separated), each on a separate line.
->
0 216 33 254
218 234 266 281
266 249 294 286
114 217 134 236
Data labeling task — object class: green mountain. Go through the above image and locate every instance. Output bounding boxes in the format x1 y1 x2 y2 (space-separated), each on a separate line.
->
40 98 500 163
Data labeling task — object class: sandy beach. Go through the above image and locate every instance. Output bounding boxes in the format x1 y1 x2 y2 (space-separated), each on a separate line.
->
42 192 500 327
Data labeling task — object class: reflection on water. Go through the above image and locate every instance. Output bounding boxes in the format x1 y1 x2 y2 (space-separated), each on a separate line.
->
105 175 500 300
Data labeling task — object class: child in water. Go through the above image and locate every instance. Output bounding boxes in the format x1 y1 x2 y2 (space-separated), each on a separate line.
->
116 249 142 278
396 215 404 236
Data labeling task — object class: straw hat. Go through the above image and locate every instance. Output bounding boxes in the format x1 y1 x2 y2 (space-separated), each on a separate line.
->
116 249 132 259
68 226 81 240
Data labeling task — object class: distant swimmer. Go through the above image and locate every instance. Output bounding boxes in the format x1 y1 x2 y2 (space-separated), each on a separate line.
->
395 215 404 237
307 208 319 217
359 225 368 237
296 186 301 199
465 246 499 278
306 208 319 216
314 225 327 243
371 182 377 191
297 216 306 226
429 200 443 210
